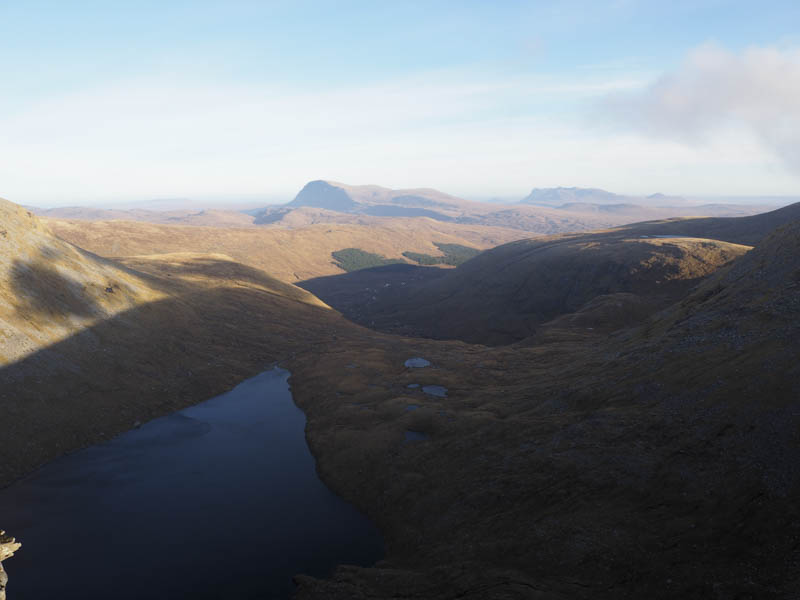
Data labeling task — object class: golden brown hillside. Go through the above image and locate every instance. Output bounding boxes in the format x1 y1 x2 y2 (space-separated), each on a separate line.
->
0 199 166 364
44 217 527 282
0 196 345 485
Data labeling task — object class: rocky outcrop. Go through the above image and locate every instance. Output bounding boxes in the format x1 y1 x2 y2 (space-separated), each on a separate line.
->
0 531 20 600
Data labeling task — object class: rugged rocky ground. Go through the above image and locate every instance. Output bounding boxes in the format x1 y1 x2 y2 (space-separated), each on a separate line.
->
1 198 798 598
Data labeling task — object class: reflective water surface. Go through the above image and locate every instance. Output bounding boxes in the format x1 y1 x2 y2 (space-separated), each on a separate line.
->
0 368 382 599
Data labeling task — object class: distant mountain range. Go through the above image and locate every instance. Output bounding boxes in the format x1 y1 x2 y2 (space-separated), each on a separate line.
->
28 181 787 237
520 186 690 207
252 180 782 232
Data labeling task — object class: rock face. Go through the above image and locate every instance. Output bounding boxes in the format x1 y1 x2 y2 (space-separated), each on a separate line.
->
0 531 21 600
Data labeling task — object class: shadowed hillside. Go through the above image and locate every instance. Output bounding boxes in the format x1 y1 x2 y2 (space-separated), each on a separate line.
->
302 206 800 346
290 213 800 599
302 230 751 345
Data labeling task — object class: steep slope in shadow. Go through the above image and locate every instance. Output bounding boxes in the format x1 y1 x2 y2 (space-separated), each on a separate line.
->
303 205 800 346
619 215 800 390
298 263 449 325
305 232 751 345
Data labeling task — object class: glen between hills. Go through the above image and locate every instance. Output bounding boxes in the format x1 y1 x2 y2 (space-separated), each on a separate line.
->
2 196 799 598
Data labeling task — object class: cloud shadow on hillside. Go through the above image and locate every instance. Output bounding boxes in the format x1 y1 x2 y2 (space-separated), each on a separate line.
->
10 255 101 319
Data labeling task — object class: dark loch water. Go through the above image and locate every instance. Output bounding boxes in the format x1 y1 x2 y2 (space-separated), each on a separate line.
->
0 368 382 599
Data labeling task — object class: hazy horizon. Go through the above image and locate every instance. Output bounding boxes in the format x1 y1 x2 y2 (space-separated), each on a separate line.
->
19 186 800 211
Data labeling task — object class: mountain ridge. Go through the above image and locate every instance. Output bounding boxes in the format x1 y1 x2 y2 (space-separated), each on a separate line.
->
521 186 691 206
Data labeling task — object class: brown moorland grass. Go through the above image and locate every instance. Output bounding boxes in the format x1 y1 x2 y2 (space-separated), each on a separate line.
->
44 217 528 282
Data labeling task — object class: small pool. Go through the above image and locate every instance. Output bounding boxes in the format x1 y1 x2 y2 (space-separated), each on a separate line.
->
404 430 430 443
422 385 448 397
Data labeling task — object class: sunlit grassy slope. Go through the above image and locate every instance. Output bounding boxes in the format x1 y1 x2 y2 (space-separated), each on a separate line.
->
0 198 167 364
44 217 526 282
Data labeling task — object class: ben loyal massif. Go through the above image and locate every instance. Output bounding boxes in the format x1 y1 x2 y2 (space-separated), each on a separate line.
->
1 2 799 598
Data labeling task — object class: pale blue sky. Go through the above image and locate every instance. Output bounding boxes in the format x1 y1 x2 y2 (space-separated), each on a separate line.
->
1 1 798 206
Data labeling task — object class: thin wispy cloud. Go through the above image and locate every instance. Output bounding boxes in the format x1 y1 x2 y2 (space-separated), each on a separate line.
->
599 43 800 173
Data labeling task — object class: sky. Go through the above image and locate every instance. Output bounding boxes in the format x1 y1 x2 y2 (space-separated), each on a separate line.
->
0 0 798 207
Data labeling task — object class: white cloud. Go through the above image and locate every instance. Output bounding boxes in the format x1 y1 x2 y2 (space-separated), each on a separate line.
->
599 43 800 173
0 62 797 205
